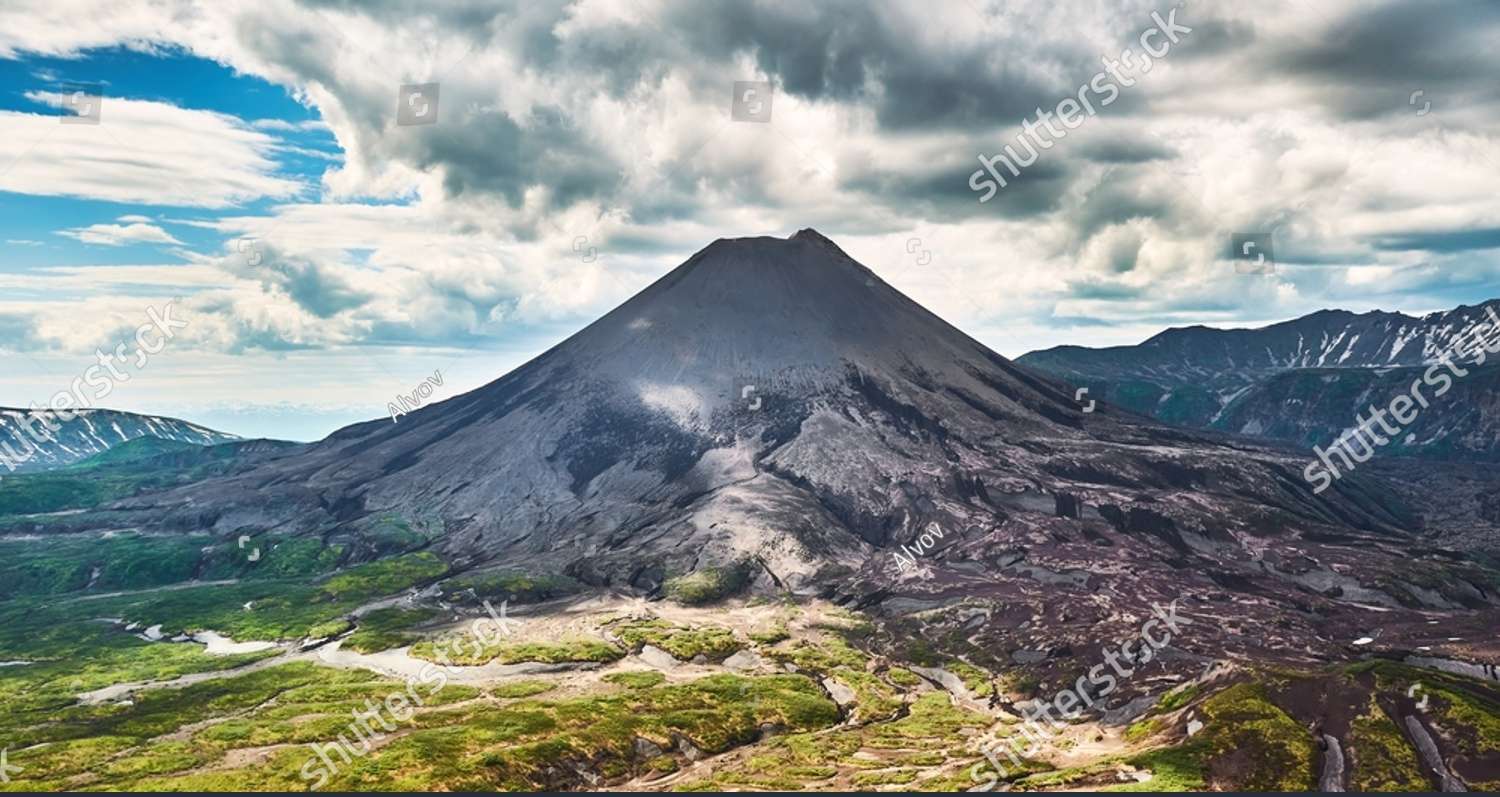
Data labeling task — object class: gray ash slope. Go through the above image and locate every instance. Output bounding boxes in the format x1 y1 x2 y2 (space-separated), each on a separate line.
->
123 229 1120 579
110 230 1499 669
0 408 237 473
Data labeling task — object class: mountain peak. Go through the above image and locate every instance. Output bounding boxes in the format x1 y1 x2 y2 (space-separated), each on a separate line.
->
789 227 833 243
556 228 1003 397
700 227 849 261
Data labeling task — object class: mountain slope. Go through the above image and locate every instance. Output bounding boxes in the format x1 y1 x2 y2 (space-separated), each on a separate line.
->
92 230 1498 669
1018 301 1500 456
119 229 1112 582
0 408 238 474
0 437 301 518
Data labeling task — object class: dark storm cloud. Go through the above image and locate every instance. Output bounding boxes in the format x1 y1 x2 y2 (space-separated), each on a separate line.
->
1076 137 1176 164
1163 15 1256 61
655 0 1093 132
1374 227 1500 254
842 158 1072 220
1066 281 1146 300
1265 0 1500 120
419 106 621 209
225 247 372 318
234 0 1210 226
1069 172 1180 241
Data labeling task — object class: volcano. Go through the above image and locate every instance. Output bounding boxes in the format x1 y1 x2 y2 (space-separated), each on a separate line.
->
110 229 1498 671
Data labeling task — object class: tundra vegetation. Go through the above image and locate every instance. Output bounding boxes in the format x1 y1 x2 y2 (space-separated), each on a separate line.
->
0 461 1496 791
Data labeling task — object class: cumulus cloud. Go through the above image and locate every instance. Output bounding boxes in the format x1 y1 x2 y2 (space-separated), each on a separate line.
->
0 92 304 207
58 221 183 246
0 0 1496 363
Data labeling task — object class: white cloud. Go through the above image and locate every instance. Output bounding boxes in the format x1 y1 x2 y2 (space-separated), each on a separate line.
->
0 92 304 208
0 0 1495 372
250 118 327 132
58 222 182 246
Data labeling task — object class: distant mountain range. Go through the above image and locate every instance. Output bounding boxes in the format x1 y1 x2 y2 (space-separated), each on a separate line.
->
1018 301 1500 459
0 408 237 473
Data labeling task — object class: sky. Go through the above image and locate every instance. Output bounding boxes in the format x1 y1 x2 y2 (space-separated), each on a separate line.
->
1 0 1498 441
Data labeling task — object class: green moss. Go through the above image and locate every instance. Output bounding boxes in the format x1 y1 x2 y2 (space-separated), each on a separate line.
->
2 735 139 782
1353 658 1500 768
411 635 624 666
886 667 922 687
491 680 557 698
1005 671 1042 697
341 607 437 653
948 661 994 698
0 532 207 598
1108 746 1207 792
0 439 293 520
603 670 667 689
830 668 903 721
97 666 839 792
749 622 791 645
852 767 919 785
247 537 345 580
306 618 354 640
1119 682 1316 792
1156 683 1202 714
15 550 451 645
441 570 582 604
900 637 940 667
867 692 989 746
647 755 679 773
674 690 994 795
764 637 868 672
1435 684 1500 755
611 619 742 662
904 750 948 766
318 552 447 602
1010 761 1123 789
99 740 215 778
1347 695 1427 791
1125 717 1165 743
817 608 876 641
662 564 751 605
